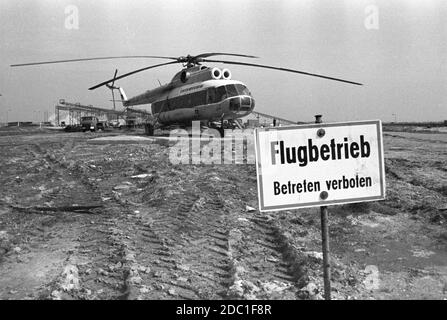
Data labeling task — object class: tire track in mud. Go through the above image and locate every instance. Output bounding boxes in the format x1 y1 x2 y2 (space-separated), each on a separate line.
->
25 139 130 299
226 212 304 299
28 141 103 208
385 157 447 210
117 175 234 300
112 158 308 300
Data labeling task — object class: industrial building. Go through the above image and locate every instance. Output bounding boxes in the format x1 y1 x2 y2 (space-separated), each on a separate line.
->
54 99 153 127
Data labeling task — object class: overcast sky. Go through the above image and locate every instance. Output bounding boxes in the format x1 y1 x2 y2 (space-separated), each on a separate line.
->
0 0 446 122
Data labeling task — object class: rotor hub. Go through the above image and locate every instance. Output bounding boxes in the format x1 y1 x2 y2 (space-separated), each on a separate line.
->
178 54 204 67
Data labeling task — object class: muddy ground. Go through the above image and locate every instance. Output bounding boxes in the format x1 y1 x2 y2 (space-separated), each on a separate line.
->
0 127 446 300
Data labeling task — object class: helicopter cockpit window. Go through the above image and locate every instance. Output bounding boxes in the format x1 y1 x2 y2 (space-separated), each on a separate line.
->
225 84 239 98
216 86 227 101
235 84 251 96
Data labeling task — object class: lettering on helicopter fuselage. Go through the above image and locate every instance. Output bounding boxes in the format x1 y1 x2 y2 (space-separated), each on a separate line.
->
180 84 204 94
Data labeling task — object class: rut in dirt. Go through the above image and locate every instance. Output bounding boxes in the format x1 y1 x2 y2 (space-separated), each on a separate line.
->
118 174 235 299
109 156 307 300
27 139 131 299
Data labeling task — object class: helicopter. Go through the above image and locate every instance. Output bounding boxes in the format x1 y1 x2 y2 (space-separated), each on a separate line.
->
11 52 363 134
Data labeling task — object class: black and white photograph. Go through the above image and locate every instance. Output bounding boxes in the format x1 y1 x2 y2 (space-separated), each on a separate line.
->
0 0 446 304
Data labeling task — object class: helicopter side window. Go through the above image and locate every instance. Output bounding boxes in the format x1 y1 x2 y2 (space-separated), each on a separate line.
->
190 92 199 107
186 94 192 108
225 85 239 98
166 97 174 110
176 95 187 108
159 101 166 112
194 90 207 106
152 101 163 113
216 86 227 101
207 88 216 104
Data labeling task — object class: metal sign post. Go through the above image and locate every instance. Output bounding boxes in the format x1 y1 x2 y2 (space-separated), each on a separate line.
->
315 114 331 300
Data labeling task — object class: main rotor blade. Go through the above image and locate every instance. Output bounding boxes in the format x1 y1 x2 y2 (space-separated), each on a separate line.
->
203 59 363 86
111 69 118 87
10 55 178 67
195 53 258 59
89 61 179 90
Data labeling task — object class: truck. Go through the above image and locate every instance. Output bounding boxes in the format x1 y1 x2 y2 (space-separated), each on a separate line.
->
109 119 126 129
80 116 99 132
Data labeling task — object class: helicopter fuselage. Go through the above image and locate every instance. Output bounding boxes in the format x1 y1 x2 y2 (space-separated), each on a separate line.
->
121 65 255 125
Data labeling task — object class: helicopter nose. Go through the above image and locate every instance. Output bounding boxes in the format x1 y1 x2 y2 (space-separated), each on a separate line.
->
238 96 254 113
227 96 254 116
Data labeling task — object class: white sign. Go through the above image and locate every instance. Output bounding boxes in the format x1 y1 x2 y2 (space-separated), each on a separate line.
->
254 120 385 212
